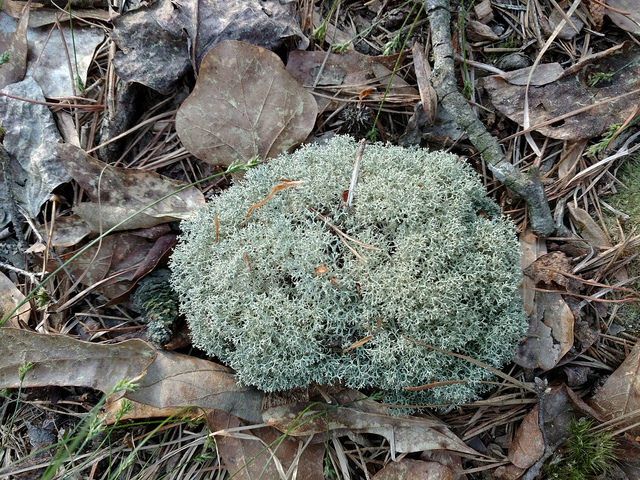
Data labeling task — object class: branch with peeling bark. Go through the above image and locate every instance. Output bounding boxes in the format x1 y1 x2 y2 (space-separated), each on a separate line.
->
424 0 555 235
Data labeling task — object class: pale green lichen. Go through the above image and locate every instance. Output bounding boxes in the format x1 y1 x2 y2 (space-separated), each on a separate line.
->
170 135 527 407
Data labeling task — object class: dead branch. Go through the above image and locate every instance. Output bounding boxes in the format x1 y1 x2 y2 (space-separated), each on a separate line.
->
424 0 555 235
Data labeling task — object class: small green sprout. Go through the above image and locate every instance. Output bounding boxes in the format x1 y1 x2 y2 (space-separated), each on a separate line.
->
588 71 615 87
382 32 402 56
0 51 9 66
586 123 622 157
18 361 34 380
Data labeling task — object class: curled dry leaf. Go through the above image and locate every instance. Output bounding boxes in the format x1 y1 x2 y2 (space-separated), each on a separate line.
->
263 391 481 459
483 46 640 140
590 341 640 435
176 40 317 167
56 143 204 232
0 272 30 328
0 328 156 393
58 227 177 301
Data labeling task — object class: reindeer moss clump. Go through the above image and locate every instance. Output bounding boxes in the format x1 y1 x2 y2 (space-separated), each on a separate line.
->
170 135 526 407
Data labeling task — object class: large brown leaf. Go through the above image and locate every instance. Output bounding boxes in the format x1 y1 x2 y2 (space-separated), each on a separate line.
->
0 328 156 393
56 143 204 232
124 350 264 424
176 40 317 167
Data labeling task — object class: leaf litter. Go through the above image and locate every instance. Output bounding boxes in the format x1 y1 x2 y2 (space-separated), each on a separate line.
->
2 0 640 478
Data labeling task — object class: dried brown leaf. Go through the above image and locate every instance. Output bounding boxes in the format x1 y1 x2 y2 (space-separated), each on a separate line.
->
606 0 640 33
372 459 453 480
59 226 176 300
286 49 418 111
498 63 564 86
465 19 500 41
520 230 547 317
0 328 156 393
508 407 544 469
483 46 640 140
590 341 640 435
38 214 91 249
176 40 317 167
56 143 204 232
513 292 574 370
0 272 30 328
524 251 572 288
209 410 324 480
263 391 480 458
123 351 264 423
567 204 611 247
412 42 437 125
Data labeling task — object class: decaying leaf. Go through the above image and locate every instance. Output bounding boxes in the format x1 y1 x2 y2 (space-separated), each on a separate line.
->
263 391 481 459
176 40 317 167
0 8 28 88
2 0 110 28
567 204 611 248
520 229 547 317
412 42 438 125
591 341 640 435
513 292 574 370
34 215 92 250
0 12 104 98
124 351 264 423
483 45 640 140
0 272 30 328
57 143 205 232
112 0 307 94
606 0 640 34
498 63 564 87
208 410 324 480
59 226 177 300
523 251 573 289
505 386 599 473
372 459 453 480
0 77 68 226
286 49 418 111
0 328 156 393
